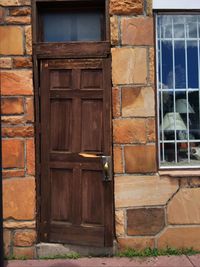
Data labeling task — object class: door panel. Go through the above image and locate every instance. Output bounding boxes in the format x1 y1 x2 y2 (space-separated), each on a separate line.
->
40 58 113 247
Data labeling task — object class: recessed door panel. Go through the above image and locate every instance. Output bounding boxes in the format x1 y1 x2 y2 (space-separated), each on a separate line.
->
81 69 103 89
50 70 72 89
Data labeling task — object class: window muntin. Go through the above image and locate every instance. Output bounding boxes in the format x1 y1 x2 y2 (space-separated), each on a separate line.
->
156 14 200 168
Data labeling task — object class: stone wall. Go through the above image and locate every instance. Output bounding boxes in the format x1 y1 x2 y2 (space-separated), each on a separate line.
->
0 0 36 259
110 0 200 251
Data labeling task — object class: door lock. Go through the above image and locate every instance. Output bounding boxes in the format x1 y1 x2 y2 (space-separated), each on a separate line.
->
101 156 112 182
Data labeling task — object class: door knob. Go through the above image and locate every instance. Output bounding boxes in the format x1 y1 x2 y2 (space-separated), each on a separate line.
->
101 156 112 182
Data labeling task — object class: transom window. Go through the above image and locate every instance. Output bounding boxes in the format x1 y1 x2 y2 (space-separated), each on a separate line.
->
156 14 200 168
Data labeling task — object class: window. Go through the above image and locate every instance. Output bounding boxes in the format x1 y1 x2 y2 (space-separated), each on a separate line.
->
155 11 200 168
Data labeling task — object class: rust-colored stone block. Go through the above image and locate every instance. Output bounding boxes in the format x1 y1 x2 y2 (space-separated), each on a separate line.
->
0 7 5 23
118 237 154 250
13 57 32 68
115 209 125 236
25 97 34 122
113 146 123 173
1 115 25 125
112 47 147 85
125 145 157 173
0 26 23 55
14 230 36 246
110 0 143 15
1 70 33 96
157 227 200 250
26 139 35 175
3 169 25 178
25 25 32 55
3 230 11 257
2 139 24 168
1 0 31 6
4 220 36 229
2 126 34 137
167 188 200 224
122 87 155 117
3 177 35 220
127 208 165 236
9 7 31 16
0 57 12 69
113 119 146 144
147 118 156 142
5 16 31 24
149 47 155 85
1 97 24 115
110 16 119 45
112 88 121 118
13 247 35 259
122 17 153 46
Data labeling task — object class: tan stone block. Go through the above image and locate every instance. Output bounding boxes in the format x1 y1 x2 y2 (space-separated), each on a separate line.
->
25 25 32 55
113 146 123 173
5 16 31 24
1 115 25 125
9 7 31 16
147 118 156 142
13 247 35 259
0 57 12 69
157 227 200 250
1 97 24 115
0 0 31 6
3 170 25 178
14 230 36 246
113 119 146 144
26 139 35 176
3 230 11 257
2 139 24 168
112 47 147 85
1 70 33 95
112 88 121 118
146 0 153 16
2 126 34 137
118 237 154 250
125 145 156 173
25 97 34 122
115 209 125 236
110 0 143 15
122 17 153 46
0 26 23 55
3 177 35 220
13 57 32 68
115 175 179 208
127 208 165 236
167 188 200 224
190 178 200 186
110 16 119 45
149 47 155 85
4 220 36 229
122 87 155 117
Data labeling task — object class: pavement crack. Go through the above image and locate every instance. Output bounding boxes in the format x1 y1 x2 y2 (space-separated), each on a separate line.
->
186 255 195 267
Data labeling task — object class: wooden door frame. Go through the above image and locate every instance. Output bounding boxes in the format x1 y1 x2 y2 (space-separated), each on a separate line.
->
32 0 114 245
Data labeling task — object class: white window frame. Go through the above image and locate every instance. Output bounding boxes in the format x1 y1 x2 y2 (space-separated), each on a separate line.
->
153 0 200 10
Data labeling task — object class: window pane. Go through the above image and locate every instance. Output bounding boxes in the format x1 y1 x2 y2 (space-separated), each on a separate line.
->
175 41 186 89
43 11 103 42
161 41 173 88
173 16 184 38
187 41 199 88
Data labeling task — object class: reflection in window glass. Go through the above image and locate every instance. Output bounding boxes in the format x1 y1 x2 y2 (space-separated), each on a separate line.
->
156 14 200 168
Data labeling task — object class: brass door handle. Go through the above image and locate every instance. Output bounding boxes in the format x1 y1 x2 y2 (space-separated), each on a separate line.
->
101 156 112 182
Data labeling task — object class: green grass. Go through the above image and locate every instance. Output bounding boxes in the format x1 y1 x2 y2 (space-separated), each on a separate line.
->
5 255 28 260
39 252 80 260
116 247 200 258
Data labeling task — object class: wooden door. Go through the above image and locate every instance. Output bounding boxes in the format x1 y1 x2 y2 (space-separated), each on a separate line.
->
39 58 113 247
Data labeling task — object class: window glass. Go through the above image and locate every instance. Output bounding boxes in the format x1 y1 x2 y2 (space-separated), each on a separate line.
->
157 14 200 168
43 11 103 42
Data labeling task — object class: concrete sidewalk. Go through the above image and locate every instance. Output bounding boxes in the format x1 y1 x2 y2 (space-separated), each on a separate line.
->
4 255 200 267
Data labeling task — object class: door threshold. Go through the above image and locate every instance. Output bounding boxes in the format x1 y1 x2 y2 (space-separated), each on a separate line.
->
36 242 117 258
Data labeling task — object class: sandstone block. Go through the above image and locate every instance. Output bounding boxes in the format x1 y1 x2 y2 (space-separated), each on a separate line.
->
0 0 31 6
118 237 154 250
0 7 5 23
25 25 32 55
1 115 25 124
3 177 35 220
2 139 24 168
3 230 11 257
122 87 155 117
110 16 119 45
13 57 32 68
9 7 31 16
0 57 12 68
1 97 24 115
112 47 147 85
13 247 35 259
127 208 165 236
115 175 178 208
0 26 23 55
167 188 200 224
149 47 155 84
110 0 143 15
2 126 34 137
113 146 123 173
112 88 121 118
157 227 200 250
14 230 36 246
125 145 156 173
25 97 34 122
26 139 35 175
3 170 25 178
115 209 125 236
147 118 156 142
146 0 153 16
122 17 153 45
5 16 31 24
113 119 146 144
1 70 33 95
4 220 36 229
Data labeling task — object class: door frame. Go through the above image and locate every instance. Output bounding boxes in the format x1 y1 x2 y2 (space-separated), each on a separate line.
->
32 0 115 245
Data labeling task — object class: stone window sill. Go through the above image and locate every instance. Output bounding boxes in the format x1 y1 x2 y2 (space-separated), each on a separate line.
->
159 170 200 178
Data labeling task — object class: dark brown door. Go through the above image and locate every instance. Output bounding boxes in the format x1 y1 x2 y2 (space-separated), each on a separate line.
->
39 58 113 247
